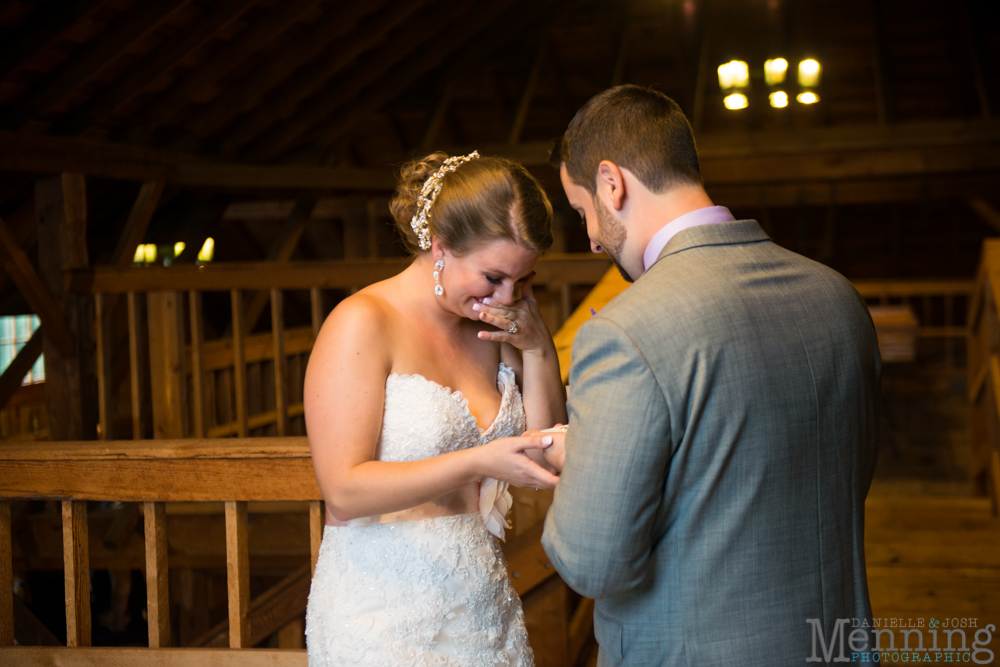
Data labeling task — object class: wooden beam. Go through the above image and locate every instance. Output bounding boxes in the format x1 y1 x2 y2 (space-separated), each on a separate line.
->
0 216 75 356
180 2 388 145
1 1 188 130
241 197 316 331
0 328 44 412
0 648 307 666
0 131 395 190
0 0 105 84
111 182 165 267
36 174 94 441
52 0 260 136
609 0 630 87
241 0 469 161
213 0 426 156
870 0 895 125
0 438 318 502
305 0 599 153
969 198 1000 234
960 0 992 119
419 83 455 150
507 43 547 145
67 254 611 294
119 0 323 143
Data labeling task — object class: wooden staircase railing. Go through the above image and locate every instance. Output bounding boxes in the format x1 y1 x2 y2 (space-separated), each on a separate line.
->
968 240 1000 515
0 437 573 662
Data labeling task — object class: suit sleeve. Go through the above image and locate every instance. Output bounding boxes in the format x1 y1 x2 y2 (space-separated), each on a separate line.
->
542 315 671 599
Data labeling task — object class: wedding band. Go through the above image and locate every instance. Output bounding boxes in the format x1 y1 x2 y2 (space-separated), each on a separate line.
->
507 320 518 334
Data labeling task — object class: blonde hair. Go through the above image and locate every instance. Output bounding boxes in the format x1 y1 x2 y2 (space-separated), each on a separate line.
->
390 152 553 256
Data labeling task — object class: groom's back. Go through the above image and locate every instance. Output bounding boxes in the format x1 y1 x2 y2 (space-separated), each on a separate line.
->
597 221 880 665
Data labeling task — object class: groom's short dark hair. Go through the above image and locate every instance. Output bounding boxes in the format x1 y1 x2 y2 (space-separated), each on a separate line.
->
551 85 702 195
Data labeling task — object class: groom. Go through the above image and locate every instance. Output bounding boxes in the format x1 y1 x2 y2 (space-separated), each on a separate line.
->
539 85 881 665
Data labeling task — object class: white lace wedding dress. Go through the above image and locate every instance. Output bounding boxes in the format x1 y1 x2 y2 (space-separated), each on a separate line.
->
305 363 535 666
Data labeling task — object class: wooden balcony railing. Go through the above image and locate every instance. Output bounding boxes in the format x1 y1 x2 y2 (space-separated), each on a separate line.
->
967 241 1000 513
0 438 573 663
67 255 611 443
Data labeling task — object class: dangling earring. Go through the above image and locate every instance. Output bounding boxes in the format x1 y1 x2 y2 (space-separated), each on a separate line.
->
433 259 445 296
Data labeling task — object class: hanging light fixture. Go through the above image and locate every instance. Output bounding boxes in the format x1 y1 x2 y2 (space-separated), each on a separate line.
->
798 59 821 87
174 241 186 258
723 93 749 110
142 244 157 264
717 60 750 90
764 58 788 86
796 91 819 104
197 237 215 263
769 91 789 108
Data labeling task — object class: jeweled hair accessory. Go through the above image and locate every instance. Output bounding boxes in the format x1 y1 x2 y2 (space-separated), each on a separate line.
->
410 151 480 250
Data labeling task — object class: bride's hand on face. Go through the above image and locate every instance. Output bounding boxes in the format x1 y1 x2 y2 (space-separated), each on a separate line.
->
477 434 560 489
474 275 551 354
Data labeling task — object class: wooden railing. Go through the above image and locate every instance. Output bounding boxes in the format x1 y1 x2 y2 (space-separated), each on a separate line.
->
967 241 1000 514
0 439 576 663
70 255 611 443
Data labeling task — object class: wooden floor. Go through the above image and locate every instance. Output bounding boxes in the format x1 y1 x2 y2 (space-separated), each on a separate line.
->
866 482 1000 626
571 482 1000 667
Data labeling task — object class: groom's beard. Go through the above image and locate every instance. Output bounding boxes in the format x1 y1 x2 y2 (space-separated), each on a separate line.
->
595 197 634 283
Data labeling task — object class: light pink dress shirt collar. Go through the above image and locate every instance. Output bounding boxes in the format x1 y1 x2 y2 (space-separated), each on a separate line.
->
642 206 736 271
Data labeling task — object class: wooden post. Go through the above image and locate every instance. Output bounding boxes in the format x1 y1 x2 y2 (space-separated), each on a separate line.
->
147 291 188 439
36 173 96 440
271 290 289 436
309 500 324 577
144 502 170 647
94 293 111 440
189 291 206 438
231 290 249 438
0 501 12 646
225 500 250 648
62 500 91 647
127 292 150 440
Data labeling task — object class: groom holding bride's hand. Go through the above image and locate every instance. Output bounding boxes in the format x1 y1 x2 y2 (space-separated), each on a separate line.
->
522 85 880 666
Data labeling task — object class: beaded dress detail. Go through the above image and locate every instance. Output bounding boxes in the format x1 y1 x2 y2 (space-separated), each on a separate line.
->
306 363 534 666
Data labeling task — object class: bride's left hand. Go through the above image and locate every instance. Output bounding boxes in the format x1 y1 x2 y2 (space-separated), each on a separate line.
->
475 275 551 354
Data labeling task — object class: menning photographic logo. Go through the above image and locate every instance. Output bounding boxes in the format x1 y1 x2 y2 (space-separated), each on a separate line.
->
806 618 995 663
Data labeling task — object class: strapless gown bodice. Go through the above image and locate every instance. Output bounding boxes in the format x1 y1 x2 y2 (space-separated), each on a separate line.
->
305 363 535 666
376 362 527 462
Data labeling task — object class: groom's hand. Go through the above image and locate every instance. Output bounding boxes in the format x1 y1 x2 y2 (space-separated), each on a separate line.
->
523 426 566 474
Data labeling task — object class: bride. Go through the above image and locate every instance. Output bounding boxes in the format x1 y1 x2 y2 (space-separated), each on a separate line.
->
304 151 567 665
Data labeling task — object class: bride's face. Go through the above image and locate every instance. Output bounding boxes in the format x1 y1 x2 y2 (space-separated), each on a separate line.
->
436 239 539 321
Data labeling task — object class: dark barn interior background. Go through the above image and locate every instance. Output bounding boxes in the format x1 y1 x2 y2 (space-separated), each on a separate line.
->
0 0 999 662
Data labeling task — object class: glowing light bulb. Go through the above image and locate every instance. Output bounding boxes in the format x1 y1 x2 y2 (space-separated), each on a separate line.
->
197 237 215 263
133 245 145 264
769 91 789 108
142 244 157 264
174 241 186 257
764 58 788 86
724 93 749 110
717 60 749 90
797 91 819 104
798 59 821 87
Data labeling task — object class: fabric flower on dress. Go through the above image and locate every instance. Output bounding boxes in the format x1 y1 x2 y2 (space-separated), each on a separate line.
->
479 477 512 541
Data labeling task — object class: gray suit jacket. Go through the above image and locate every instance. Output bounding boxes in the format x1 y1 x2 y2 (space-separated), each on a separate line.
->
542 220 880 666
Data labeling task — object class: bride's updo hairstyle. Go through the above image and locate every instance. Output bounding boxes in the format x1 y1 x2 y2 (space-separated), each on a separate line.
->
390 152 553 256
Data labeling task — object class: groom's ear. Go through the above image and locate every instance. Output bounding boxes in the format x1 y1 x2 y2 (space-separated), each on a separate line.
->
597 160 627 212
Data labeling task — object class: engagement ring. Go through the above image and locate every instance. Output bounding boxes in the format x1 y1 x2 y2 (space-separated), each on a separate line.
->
507 320 518 334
